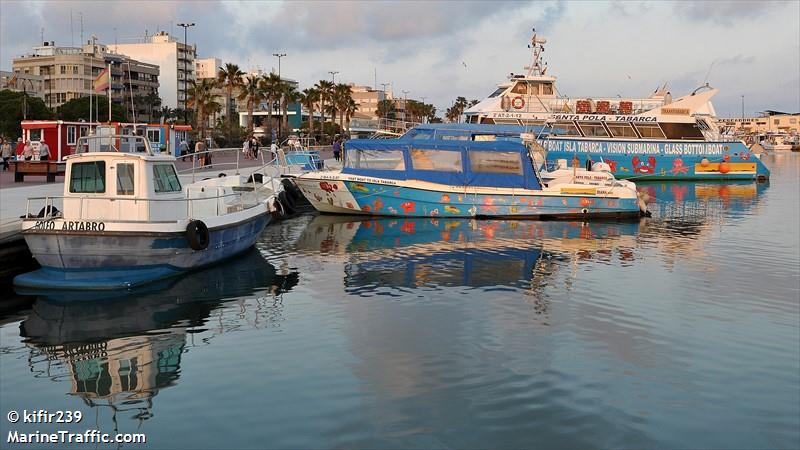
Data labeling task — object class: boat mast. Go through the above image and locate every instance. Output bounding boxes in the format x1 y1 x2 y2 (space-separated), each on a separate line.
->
524 28 547 78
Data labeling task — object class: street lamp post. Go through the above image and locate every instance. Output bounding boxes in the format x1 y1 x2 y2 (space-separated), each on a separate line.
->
328 70 339 84
273 53 286 138
177 22 195 125
401 90 409 122
741 95 745 119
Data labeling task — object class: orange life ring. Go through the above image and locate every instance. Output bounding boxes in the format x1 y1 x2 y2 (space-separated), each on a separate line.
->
512 96 525 110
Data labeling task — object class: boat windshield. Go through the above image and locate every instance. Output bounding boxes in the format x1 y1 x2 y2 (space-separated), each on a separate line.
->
488 87 507 98
76 135 155 155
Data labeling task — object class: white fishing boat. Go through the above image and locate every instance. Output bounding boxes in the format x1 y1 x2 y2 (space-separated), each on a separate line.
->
14 134 273 290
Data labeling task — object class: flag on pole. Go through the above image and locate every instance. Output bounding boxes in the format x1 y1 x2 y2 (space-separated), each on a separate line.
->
93 68 109 92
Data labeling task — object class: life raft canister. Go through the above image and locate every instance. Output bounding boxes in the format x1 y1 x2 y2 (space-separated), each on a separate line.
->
512 96 525 110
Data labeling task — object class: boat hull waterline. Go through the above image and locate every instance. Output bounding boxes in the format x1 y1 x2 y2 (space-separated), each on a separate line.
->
295 175 644 219
15 211 270 290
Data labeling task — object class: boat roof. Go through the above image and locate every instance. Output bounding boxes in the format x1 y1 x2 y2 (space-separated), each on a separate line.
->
343 138 541 190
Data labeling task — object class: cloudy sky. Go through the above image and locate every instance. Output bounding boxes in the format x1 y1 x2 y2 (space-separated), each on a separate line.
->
1 0 798 117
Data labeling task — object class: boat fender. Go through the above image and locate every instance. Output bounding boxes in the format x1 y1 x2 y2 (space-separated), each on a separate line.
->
281 178 303 201
186 220 210 251
277 191 296 216
36 205 60 218
512 96 525 109
581 208 589 214
218 172 227 178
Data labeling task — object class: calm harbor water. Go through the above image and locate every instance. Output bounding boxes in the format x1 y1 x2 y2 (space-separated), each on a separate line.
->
1 154 798 449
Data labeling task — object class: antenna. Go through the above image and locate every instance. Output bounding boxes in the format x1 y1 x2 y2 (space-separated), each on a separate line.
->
40 27 44 45
79 12 83 44
703 60 716 85
70 10 74 46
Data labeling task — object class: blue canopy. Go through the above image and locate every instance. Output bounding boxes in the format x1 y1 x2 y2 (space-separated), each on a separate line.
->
342 139 541 190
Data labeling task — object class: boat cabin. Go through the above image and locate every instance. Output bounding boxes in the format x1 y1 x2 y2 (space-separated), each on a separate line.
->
59 135 236 223
342 139 542 190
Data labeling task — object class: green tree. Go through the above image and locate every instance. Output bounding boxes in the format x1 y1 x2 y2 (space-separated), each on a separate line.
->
58 95 128 122
259 72 282 140
280 82 299 139
298 88 319 138
0 90 52 139
314 79 334 127
376 99 395 119
217 63 245 142
187 78 220 139
238 76 265 134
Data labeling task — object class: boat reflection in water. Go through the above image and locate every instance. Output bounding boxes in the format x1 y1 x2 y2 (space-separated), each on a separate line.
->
19 249 298 426
297 215 641 291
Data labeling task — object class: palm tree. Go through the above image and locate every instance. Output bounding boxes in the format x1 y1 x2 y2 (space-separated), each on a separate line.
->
315 80 334 128
344 98 358 132
298 88 319 138
258 72 281 140
280 82 299 138
187 78 219 139
332 83 352 130
217 63 244 141
453 96 468 123
376 99 395 119
144 91 161 122
237 76 265 134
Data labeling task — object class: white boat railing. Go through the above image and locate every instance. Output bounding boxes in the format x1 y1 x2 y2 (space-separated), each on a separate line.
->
23 181 267 223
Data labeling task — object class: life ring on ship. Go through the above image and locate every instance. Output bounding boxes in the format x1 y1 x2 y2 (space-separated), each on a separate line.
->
512 96 525 110
186 220 210 251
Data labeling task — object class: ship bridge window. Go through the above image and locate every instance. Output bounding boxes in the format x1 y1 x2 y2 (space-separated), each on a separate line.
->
659 122 705 140
469 151 523 175
410 149 463 172
551 121 582 137
152 164 182 193
634 124 666 139
541 83 553 95
578 122 609 137
345 149 406 170
606 123 639 138
70 161 106 194
488 87 506 98
510 83 528 95
473 135 497 142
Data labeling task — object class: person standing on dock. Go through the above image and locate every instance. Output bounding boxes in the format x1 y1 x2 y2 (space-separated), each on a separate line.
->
1 138 12 171
39 140 50 162
22 140 33 161
332 137 342 162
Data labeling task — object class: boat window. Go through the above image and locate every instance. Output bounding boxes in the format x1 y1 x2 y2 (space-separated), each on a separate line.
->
473 135 497 141
634 123 666 139
69 161 106 194
410 132 433 140
551 121 582 136
116 163 135 195
659 122 705 140
541 83 554 95
606 123 638 138
488 87 506 98
152 164 182 193
510 83 527 95
29 129 42 141
441 135 469 141
345 149 405 170
578 122 609 137
410 149 463 172
469 151 523 175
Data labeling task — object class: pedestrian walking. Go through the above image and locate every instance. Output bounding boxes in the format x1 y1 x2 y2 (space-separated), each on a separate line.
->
195 139 208 167
1 138 13 171
180 139 189 161
242 137 251 160
15 138 24 159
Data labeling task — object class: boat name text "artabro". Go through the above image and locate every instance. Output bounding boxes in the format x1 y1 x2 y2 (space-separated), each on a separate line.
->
59 221 106 231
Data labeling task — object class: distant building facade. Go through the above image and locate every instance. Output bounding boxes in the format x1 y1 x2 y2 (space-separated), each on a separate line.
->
0 70 45 98
109 31 195 110
720 111 800 134
12 41 160 122
195 57 221 80
350 85 386 120
236 71 301 138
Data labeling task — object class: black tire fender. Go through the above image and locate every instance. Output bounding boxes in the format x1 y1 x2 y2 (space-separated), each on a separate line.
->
277 191 296 216
281 179 302 201
186 220 210 250
37 205 60 218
